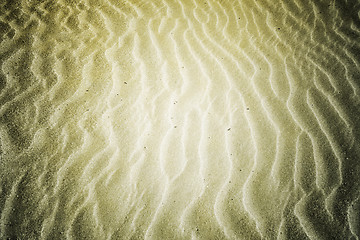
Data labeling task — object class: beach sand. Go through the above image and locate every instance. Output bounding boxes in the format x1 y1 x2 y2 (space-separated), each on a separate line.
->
0 0 360 239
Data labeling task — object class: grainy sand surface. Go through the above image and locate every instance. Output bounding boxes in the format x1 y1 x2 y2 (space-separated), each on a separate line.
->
0 0 360 239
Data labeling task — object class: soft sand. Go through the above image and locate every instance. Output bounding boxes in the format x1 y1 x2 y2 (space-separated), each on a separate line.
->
0 0 359 239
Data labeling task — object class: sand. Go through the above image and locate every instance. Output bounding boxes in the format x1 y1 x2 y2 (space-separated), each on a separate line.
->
0 0 360 239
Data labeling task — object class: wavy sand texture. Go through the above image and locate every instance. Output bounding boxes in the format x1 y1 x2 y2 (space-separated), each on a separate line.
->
0 0 360 239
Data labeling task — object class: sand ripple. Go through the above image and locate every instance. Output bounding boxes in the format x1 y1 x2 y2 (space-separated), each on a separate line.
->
1 0 360 239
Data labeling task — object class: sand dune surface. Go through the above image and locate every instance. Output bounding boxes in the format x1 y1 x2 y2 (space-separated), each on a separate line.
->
1 0 360 239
